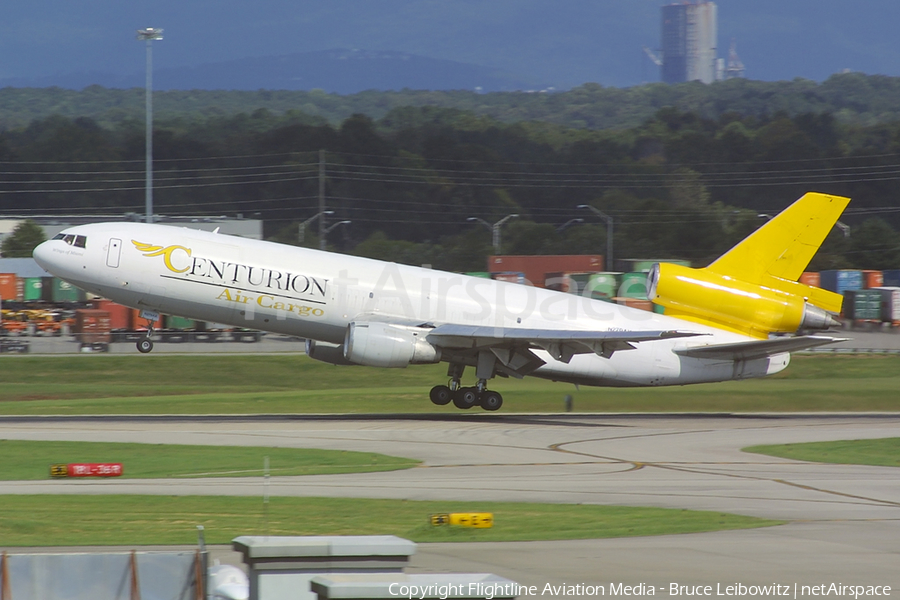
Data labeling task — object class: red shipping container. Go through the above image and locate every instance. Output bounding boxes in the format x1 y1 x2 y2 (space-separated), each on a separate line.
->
0 273 21 301
130 308 163 330
91 299 132 330
862 270 883 289
799 272 821 288
74 309 112 344
489 255 604 288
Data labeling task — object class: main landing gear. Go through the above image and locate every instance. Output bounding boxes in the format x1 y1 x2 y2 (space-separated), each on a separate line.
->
429 363 503 411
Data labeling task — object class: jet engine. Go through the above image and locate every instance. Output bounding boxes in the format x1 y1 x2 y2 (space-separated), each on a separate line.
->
306 339 356 366
343 321 441 368
648 262 842 338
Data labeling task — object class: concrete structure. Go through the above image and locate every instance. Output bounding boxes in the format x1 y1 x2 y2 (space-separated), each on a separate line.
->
232 536 416 600
661 1 718 84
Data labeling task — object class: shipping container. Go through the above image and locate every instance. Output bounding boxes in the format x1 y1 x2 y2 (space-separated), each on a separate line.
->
23 277 43 301
615 258 691 273
91 299 132 330
618 272 649 299
842 289 883 321
129 308 164 330
613 297 654 312
872 287 900 322
585 273 618 301
545 272 590 295
491 271 528 285
799 272 821 288
49 277 86 302
882 270 900 288
464 272 492 279
489 255 603 287
165 315 196 330
819 270 864 295
0 273 21 302
73 309 112 344
862 270 883 289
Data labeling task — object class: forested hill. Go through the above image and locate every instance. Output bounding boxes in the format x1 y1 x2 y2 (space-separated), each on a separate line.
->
3 72 900 131
2 85 900 271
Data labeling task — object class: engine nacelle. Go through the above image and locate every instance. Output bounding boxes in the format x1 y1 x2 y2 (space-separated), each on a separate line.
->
648 263 842 338
343 321 441 368
306 339 357 366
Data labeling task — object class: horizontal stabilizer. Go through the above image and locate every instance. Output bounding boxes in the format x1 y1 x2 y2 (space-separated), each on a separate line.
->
674 335 847 361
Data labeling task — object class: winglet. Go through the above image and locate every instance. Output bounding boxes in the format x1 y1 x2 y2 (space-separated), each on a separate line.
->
707 192 850 284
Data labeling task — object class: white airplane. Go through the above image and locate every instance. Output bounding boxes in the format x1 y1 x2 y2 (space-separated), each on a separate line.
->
33 192 847 411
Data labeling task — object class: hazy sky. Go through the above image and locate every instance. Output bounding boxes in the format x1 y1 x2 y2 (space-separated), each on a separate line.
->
3 1 900 89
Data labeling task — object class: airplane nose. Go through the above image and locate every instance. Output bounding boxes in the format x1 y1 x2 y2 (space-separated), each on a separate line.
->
32 240 54 272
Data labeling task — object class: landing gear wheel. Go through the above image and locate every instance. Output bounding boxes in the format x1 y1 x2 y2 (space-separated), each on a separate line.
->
480 391 503 411
453 387 479 409
429 385 453 406
137 338 154 353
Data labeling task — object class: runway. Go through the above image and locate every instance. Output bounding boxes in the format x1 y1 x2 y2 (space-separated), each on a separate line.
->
1 414 898 592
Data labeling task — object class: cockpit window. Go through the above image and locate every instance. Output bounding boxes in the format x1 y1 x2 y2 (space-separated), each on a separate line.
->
53 233 87 248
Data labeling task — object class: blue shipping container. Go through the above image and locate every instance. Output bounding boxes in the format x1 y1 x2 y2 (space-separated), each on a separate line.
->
819 270 864 295
882 270 900 287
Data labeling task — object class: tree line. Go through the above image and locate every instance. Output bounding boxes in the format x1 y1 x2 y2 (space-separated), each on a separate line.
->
1 97 899 271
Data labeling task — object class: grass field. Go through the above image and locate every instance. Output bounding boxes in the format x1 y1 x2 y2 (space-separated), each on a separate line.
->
745 438 900 467
0 354 898 414
0 440 419 480
0 495 781 546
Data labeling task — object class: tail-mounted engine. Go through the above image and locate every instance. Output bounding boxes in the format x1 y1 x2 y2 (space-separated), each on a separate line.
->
343 321 441 368
648 263 842 338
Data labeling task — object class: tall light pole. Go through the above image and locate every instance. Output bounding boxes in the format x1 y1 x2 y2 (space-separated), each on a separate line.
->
136 28 163 224
298 211 334 244
467 214 519 254
578 205 613 270
322 220 351 250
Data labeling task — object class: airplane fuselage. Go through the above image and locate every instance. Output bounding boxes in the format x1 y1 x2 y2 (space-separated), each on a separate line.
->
34 222 788 389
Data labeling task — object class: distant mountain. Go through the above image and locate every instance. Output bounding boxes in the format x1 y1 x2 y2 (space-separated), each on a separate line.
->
0 50 547 94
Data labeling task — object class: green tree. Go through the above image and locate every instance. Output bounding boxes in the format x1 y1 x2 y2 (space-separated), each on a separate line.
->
1 220 46 258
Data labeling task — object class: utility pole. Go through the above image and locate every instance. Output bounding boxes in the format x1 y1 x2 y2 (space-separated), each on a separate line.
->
578 205 614 270
136 28 163 224
318 150 326 250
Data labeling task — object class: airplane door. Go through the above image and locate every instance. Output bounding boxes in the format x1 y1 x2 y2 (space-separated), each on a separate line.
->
106 238 122 268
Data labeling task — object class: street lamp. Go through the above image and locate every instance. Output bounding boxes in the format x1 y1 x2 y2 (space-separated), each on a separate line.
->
467 214 518 254
321 220 351 250
578 205 613 270
557 218 584 233
136 27 163 224
298 211 334 244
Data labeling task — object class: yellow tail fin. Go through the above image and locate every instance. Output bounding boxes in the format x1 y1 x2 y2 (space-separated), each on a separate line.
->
707 192 850 284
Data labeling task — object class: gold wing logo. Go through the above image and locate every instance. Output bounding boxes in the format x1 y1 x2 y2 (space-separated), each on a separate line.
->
132 241 192 273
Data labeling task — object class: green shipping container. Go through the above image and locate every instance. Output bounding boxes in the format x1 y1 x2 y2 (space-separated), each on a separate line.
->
165 315 196 329
843 290 882 321
618 259 691 273
23 278 44 301
50 278 86 302
584 273 618 300
619 272 649 299
465 272 492 279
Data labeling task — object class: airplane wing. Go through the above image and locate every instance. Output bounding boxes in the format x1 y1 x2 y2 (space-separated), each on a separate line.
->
673 335 847 361
427 324 704 377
